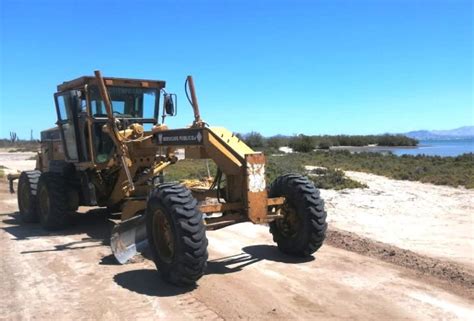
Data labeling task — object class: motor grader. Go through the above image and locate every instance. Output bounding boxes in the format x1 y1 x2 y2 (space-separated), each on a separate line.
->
13 70 327 286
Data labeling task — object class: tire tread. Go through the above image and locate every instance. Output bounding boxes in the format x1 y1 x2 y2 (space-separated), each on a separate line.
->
269 173 327 256
146 183 208 286
17 170 42 222
37 172 73 230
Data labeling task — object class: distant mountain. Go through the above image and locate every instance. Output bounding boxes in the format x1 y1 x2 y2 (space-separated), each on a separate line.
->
404 126 474 140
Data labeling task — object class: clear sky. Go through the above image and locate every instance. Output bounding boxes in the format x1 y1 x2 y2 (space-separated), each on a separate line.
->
0 0 472 139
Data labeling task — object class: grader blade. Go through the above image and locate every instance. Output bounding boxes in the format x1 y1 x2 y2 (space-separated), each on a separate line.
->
110 214 148 264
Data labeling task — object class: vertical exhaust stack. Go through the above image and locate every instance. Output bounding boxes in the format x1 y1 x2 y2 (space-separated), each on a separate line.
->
186 75 205 128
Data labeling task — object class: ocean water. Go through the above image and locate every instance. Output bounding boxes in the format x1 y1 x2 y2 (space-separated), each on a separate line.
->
392 139 474 157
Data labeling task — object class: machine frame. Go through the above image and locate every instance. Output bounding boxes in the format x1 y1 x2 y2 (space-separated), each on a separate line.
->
11 71 327 286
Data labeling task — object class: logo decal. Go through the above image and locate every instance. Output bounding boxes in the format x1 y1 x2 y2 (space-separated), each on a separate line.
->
155 129 204 146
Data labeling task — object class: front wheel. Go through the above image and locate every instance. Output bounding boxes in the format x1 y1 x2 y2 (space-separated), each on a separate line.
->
269 174 327 257
146 183 208 286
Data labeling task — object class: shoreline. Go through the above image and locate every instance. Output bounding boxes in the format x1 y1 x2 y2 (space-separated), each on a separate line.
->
328 139 473 156
329 145 417 153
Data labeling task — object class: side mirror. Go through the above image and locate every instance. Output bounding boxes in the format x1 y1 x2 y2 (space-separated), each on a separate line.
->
163 94 177 116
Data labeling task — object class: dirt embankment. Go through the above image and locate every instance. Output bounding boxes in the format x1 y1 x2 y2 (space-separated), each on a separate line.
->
326 228 474 297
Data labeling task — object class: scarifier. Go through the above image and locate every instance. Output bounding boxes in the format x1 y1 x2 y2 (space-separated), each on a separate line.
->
10 71 327 285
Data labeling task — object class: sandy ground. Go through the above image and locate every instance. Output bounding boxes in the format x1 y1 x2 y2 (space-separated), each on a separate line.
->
1 153 473 320
321 171 474 268
0 151 36 175
0 192 473 321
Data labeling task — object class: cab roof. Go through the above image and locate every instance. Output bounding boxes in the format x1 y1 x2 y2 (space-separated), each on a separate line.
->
57 76 166 92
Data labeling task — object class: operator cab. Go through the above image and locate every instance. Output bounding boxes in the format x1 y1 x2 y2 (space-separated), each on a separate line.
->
52 76 171 165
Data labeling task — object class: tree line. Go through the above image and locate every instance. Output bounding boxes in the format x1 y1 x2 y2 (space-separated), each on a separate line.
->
238 132 418 152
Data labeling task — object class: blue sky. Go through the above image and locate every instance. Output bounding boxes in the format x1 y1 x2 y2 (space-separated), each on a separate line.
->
0 0 472 139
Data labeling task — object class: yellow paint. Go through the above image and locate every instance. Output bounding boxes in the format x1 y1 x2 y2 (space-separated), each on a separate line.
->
208 127 255 158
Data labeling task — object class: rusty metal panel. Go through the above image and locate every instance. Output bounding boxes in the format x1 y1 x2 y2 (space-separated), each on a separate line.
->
267 197 285 206
199 202 243 213
245 153 268 223
57 76 166 92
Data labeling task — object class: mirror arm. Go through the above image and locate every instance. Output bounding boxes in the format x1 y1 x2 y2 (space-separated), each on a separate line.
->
161 93 167 124
173 93 177 116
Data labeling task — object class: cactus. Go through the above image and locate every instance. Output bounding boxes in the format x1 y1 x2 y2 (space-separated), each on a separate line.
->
9 131 18 143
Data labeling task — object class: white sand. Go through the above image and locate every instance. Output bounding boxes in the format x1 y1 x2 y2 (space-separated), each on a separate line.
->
0 151 36 175
321 171 474 268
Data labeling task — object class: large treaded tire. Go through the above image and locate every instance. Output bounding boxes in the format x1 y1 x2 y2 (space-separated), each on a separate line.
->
37 172 74 230
269 174 327 257
17 170 41 223
146 183 208 286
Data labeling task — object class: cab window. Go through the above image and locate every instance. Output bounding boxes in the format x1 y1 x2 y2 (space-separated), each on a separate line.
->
88 86 158 120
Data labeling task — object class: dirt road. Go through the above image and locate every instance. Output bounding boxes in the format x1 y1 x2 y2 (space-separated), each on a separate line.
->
1 181 473 320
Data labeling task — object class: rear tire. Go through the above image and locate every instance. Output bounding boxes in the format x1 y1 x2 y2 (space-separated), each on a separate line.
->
37 172 74 230
269 174 327 257
146 183 208 286
17 170 41 223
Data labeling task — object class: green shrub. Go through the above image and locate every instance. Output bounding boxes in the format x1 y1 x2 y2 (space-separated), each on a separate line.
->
237 132 417 149
255 147 282 155
164 159 216 182
376 134 418 146
266 151 473 189
243 132 265 148
266 156 305 183
289 135 315 153
0 139 40 151
318 141 331 149
267 135 289 149
309 168 368 190
161 151 472 190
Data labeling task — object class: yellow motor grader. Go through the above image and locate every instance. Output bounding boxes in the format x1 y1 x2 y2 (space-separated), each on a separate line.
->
13 71 327 285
